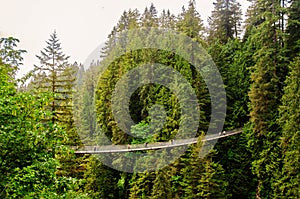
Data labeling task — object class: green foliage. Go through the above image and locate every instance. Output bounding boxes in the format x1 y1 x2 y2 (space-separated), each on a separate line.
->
177 0 205 40
273 55 300 198
0 63 86 198
207 28 254 198
0 37 26 76
150 168 172 199
179 136 229 199
130 122 153 144
214 128 257 198
208 39 250 128
246 0 288 197
129 172 156 199
31 32 85 186
285 0 300 59
84 156 120 199
33 31 79 145
207 0 242 43
2 1 300 198
73 63 99 145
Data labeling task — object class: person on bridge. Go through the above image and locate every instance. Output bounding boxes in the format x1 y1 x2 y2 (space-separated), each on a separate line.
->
127 144 131 149
222 130 226 135
144 142 148 147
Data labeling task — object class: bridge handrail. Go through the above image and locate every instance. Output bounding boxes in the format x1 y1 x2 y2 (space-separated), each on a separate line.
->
73 129 243 154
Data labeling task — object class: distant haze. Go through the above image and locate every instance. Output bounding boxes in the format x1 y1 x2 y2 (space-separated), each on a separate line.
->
0 0 250 78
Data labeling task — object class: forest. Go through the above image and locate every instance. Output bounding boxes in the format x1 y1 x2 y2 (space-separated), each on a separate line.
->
0 0 299 198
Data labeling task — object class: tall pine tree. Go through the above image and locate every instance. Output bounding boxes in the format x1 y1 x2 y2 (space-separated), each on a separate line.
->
33 31 80 145
246 0 287 197
274 55 300 198
207 0 242 44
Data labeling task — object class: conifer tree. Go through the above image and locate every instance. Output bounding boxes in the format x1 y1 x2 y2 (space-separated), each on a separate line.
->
129 172 156 199
84 156 120 198
33 31 79 145
286 0 300 59
180 137 228 199
0 42 87 198
33 32 86 184
74 63 100 145
207 0 242 44
140 3 159 27
177 0 205 40
246 0 287 197
159 9 176 29
274 55 300 198
150 168 172 199
208 33 255 199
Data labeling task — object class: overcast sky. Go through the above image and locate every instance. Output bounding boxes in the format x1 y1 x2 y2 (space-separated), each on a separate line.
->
0 0 250 77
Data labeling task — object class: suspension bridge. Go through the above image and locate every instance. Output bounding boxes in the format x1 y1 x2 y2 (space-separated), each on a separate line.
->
73 129 243 154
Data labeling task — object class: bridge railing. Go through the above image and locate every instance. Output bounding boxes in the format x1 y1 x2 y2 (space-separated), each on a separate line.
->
72 128 243 154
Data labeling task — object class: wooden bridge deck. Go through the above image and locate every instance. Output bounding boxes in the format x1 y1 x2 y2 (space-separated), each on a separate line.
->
74 129 243 154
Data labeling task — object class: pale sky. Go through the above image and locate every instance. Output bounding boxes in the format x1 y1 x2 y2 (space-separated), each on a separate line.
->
0 0 250 78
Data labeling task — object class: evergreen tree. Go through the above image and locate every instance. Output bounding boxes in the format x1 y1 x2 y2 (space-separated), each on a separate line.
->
286 0 300 59
150 168 172 199
84 156 120 199
246 0 287 197
180 137 229 199
33 31 80 145
129 172 156 199
244 0 266 39
33 32 86 187
0 46 87 199
274 55 300 198
140 3 159 27
208 36 255 199
218 39 251 127
74 63 100 145
207 0 242 43
213 129 257 198
177 0 205 40
159 9 176 29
